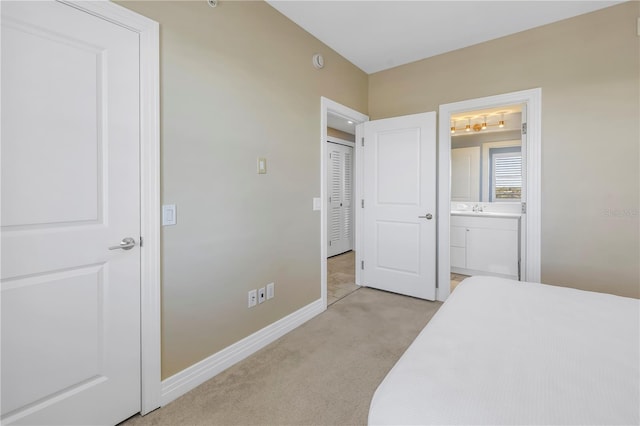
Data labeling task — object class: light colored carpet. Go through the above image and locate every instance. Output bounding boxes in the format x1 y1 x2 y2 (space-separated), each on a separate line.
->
327 251 358 305
122 288 441 426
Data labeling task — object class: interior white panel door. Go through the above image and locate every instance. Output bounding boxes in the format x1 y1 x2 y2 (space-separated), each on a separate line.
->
1 2 141 424
327 142 354 257
451 147 480 201
362 112 437 300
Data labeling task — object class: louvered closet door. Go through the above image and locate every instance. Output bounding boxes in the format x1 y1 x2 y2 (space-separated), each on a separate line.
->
327 142 354 257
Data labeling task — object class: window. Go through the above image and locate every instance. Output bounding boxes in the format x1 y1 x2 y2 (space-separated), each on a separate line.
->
490 147 521 201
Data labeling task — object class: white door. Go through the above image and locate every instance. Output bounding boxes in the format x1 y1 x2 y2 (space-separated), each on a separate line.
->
327 142 354 257
1 2 141 424
362 112 437 300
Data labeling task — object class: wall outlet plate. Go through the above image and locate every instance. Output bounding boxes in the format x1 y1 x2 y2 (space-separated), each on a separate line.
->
266 282 274 300
162 204 177 226
257 157 267 174
258 287 266 304
248 289 257 308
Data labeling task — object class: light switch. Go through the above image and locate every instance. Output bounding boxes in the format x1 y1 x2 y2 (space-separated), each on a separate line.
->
257 157 267 174
312 197 321 211
162 204 176 226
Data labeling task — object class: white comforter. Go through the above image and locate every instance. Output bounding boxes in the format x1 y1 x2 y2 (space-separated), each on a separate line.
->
369 276 640 425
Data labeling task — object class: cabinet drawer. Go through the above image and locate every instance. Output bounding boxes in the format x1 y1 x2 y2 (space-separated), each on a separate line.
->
451 246 466 268
451 226 466 247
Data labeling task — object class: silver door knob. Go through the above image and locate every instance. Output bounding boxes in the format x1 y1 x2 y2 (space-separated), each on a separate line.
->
418 213 433 220
108 237 136 251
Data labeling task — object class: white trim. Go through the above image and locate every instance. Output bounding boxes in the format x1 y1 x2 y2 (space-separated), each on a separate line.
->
320 98 369 308
161 299 325 406
60 0 162 414
438 88 541 302
354 123 364 286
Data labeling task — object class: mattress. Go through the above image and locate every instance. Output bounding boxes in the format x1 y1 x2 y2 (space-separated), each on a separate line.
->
368 276 640 425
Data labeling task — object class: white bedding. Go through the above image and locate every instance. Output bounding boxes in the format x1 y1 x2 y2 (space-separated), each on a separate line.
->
369 276 640 425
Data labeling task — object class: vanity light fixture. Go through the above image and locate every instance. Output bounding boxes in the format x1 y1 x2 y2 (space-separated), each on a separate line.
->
450 113 508 133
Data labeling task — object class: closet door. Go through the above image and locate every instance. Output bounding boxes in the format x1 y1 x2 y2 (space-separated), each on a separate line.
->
327 142 354 257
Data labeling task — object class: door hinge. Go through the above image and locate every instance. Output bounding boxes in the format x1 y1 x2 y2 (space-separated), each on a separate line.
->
522 122 527 135
361 199 364 208
140 236 143 248
521 202 527 214
361 137 364 147
361 260 364 270
329 240 332 246
329 153 332 159
329 196 331 203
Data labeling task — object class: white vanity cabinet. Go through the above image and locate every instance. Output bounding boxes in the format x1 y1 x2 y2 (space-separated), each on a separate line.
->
450 214 520 279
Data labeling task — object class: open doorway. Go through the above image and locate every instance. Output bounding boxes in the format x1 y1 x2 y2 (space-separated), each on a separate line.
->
320 98 368 308
326 125 356 305
449 104 525 293
438 89 541 302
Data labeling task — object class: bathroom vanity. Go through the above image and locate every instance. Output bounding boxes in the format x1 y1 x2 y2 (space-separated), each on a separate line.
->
450 211 520 280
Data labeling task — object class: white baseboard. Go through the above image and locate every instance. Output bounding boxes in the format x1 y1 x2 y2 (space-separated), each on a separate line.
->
160 298 325 406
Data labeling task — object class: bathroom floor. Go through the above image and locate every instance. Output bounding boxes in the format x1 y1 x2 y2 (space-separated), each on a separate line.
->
450 273 470 292
327 251 359 305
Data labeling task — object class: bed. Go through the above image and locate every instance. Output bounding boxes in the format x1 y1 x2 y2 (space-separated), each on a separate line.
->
368 276 640 425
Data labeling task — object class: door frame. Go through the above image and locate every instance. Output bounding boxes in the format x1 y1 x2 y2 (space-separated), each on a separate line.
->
437 88 541 301
325 137 355 257
59 0 161 415
320 97 368 308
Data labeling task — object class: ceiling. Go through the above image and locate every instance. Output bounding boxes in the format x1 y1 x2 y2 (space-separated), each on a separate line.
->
328 111 357 135
266 1 623 74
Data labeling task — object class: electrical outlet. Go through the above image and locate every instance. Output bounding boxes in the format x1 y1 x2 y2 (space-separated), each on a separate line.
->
266 282 274 300
248 289 257 308
258 287 266 304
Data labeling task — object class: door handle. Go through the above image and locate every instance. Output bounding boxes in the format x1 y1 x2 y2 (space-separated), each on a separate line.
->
418 213 433 220
108 237 136 251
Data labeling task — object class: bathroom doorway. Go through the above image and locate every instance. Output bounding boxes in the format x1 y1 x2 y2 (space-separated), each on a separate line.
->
438 89 542 301
449 104 524 293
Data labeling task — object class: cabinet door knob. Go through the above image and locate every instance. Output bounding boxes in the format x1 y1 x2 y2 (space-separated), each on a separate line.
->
418 213 433 220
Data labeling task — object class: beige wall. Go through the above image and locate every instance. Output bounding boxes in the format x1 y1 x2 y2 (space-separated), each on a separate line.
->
369 2 640 298
327 127 355 142
116 0 637 379
119 0 367 378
